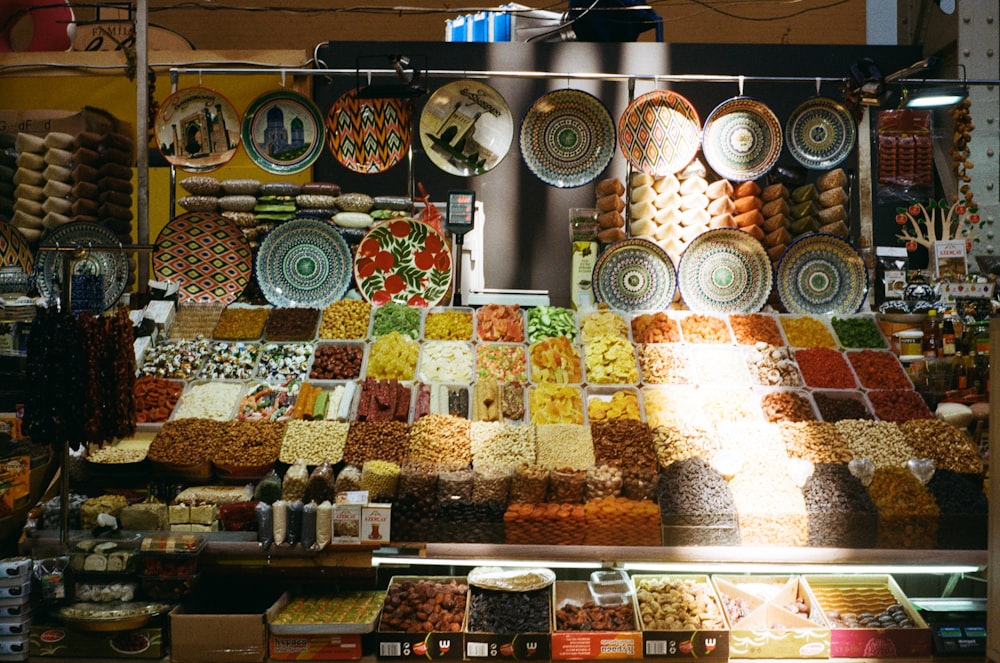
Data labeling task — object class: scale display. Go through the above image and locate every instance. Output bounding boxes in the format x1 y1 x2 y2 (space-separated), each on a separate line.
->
446 190 476 234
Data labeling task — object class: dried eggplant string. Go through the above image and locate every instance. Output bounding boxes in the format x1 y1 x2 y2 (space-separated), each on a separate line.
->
25 307 136 450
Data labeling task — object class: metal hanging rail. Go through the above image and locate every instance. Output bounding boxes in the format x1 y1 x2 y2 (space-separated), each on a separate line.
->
166 64 999 87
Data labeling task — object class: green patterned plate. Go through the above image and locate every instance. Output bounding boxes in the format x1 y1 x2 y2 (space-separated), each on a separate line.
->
776 232 867 315
677 228 772 313
256 218 352 308
519 89 616 188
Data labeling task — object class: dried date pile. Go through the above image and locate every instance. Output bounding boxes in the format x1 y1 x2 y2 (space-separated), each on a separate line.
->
379 579 468 633
556 600 634 631
467 587 550 633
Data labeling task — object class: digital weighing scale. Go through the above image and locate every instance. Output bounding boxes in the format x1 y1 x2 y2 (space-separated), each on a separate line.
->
912 597 987 656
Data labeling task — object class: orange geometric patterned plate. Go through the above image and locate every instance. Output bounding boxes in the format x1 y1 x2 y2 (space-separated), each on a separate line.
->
326 89 412 174
618 89 701 177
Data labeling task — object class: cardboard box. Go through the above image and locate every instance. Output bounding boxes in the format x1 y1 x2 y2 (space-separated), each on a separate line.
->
631 575 728 660
268 591 382 661
551 581 642 660
29 623 164 659
0 107 132 140
361 503 391 544
712 575 830 658
465 584 551 660
376 577 465 659
332 504 361 544
802 575 930 658
269 633 365 661
170 592 283 663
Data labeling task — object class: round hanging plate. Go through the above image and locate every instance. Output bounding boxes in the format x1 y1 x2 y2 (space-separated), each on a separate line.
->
785 96 857 170
35 222 129 311
0 221 34 274
326 89 412 174
618 89 701 176
255 218 352 308
775 232 868 315
241 89 326 175
354 218 452 307
420 80 514 177
677 228 772 313
519 89 616 188
592 238 676 312
154 86 241 173
153 211 252 305
702 97 782 182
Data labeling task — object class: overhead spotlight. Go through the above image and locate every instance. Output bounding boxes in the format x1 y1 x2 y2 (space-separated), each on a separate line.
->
847 57 887 107
355 54 428 99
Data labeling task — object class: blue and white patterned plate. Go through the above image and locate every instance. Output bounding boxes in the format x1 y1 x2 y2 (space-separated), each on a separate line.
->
775 232 867 315
256 219 352 308
785 97 856 170
677 228 772 313
35 222 129 311
592 238 676 311
520 89 616 188
702 97 782 182
242 89 325 175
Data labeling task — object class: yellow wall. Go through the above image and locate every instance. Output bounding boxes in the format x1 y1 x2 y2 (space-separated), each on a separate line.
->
0 53 311 251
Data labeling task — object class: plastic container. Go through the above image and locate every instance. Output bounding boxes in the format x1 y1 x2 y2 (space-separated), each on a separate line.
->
588 569 633 607
140 573 200 601
137 535 206 578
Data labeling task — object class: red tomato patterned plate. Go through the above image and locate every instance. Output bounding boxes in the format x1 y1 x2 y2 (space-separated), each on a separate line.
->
354 219 452 307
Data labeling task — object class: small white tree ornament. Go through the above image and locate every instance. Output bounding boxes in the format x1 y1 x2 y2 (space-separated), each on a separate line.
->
895 199 980 253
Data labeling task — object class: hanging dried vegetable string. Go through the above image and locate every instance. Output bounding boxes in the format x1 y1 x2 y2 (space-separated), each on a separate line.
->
25 308 88 450
25 307 136 450
950 98 974 206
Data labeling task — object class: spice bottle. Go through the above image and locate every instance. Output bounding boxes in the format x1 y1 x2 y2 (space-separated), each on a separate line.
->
922 309 942 359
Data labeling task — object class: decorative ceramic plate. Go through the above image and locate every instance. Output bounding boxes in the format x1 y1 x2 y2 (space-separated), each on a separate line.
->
419 80 513 177
34 222 129 311
785 97 857 170
0 221 34 274
255 218 352 308
519 89 616 188
775 232 867 315
154 86 241 172
618 89 701 176
354 218 452 307
241 89 325 174
153 211 252 304
326 89 411 174
677 228 772 313
592 238 676 311
702 97 782 182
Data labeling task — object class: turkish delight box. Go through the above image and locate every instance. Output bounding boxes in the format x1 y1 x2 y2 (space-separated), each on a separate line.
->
802 575 930 658
712 575 830 658
376 576 466 659
30 623 164 659
631 575 729 661
551 581 642 660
